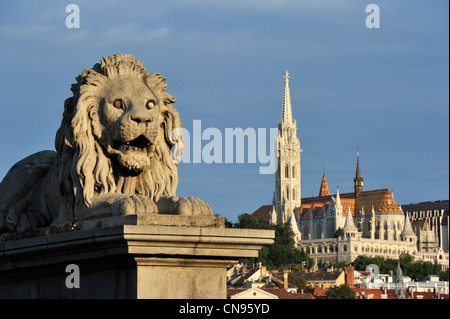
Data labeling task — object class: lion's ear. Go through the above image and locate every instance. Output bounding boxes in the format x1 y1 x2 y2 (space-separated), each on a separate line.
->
147 73 167 94
146 73 176 103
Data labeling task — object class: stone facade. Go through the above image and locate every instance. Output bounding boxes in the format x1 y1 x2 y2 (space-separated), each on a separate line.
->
257 71 448 268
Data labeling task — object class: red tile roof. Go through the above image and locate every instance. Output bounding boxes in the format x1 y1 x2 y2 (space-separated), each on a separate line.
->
318 175 330 197
227 288 315 299
252 205 273 223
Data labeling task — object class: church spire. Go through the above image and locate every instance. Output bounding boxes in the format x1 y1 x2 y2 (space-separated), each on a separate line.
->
273 70 301 225
354 147 363 197
282 70 293 124
318 164 330 197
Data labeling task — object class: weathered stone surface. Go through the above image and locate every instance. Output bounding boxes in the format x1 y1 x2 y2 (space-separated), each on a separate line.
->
0 53 276 299
0 53 212 238
0 223 274 298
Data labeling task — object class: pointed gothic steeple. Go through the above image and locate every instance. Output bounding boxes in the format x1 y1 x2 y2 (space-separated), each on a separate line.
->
318 164 330 197
282 70 293 124
336 186 342 209
289 214 301 242
401 212 416 242
343 207 358 237
395 261 406 299
273 70 301 225
354 147 364 197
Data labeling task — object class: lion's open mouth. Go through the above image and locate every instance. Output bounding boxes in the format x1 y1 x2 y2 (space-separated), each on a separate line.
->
116 135 151 151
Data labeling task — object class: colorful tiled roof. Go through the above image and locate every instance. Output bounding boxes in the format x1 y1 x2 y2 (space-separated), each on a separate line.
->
296 188 403 219
318 174 330 197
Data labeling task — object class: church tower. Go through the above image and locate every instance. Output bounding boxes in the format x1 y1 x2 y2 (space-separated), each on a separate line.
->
273 71 301 224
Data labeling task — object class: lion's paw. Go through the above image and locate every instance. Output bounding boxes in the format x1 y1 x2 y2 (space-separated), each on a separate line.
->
119 194 158 215
172 197 213 216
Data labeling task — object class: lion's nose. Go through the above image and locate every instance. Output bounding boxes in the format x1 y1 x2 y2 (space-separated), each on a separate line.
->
130 113 152 124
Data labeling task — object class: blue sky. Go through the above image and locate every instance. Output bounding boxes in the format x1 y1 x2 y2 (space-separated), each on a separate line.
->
0 0 448 223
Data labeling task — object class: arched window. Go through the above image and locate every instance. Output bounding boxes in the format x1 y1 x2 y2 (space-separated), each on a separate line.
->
285 164 289 178
285 186 290 200
292 165 296 178
316 224 322 239
292 187 296 200
302 225 309 240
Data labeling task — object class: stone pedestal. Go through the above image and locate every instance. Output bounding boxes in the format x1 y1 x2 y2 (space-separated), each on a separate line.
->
0 215 274 299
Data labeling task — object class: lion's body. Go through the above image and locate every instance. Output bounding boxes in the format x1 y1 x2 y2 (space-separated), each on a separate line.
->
0 54 212 236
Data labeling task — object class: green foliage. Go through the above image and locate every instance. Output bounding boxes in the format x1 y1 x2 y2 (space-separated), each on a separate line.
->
333 227 343 238
348 254 444 281
233 213 273 230
233 213 311 270
213 213 233 228
325 285 356 299
288 274 313 293
439 268 449 281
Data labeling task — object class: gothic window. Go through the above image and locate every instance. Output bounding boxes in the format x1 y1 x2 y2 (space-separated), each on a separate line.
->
389 222 395 241
292 187 296 200
302 225 309 240
316 224 322 239
384 221 388 240
285 164 289 178
285 186 290 200
292 165 296 178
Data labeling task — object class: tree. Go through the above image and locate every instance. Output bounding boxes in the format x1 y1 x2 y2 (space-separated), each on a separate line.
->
333 227 343 238
233 213 272 230
439 268 449 281
214 213 233 228
325 285 355 299
349 254 443 282
233 213 311 269
288 273 313 293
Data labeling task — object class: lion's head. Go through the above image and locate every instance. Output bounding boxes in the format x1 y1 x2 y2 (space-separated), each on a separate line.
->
55 53 183 216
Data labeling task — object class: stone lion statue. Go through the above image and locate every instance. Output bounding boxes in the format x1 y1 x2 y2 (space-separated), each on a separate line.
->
0 53 212 235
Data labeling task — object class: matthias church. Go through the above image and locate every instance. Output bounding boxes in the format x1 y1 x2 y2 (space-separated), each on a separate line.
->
253 72 449 268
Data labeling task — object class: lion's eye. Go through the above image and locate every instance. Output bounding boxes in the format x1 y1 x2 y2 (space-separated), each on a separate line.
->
146 100 156 110
113 99 123 109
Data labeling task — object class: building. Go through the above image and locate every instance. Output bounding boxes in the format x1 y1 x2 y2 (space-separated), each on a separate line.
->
253 71 449 268
281 268 346 289
227 263 315 299
402 200 449 265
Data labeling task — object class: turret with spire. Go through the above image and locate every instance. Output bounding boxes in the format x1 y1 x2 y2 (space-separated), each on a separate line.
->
354 148 364 197
282 71 293 124
400 211 417 243
318 164 330 197
342 207 359 238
